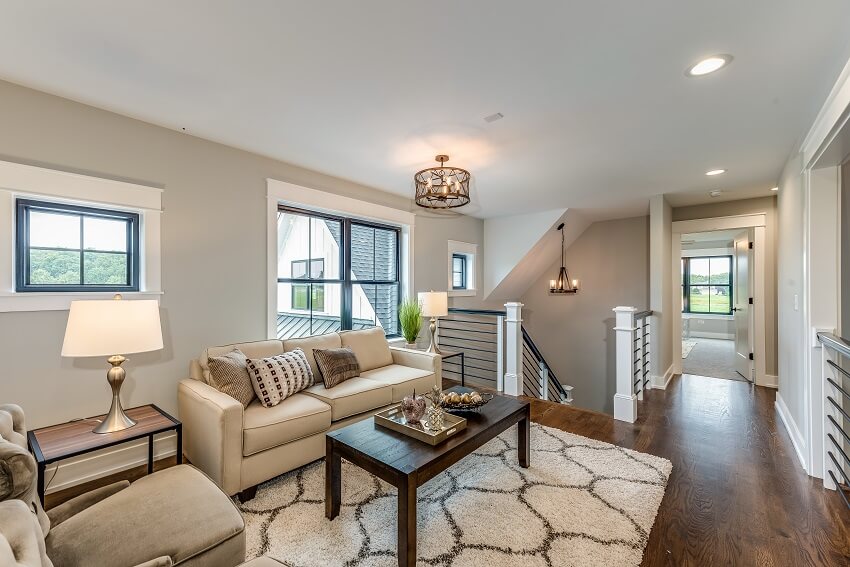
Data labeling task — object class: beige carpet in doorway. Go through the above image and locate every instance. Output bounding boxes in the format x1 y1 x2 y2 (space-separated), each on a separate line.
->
238 423 672 566
682 339 698 358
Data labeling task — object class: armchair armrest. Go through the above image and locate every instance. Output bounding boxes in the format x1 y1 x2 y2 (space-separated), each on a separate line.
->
178 379 244 495
134 557 173 567
390 348 442 376
47 480 129 527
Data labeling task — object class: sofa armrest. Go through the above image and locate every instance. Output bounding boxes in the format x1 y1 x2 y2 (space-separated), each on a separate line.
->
389 348 441 376
134 557 173 567
178 379 244 495
47 480 129 527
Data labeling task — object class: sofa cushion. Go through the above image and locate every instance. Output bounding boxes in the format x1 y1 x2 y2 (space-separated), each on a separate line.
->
199 340 284 384
360 365 436 402
207 349 255 407
302 377 392 421
242 394 331 456
45 465 244 567
246 349 315 408
314 347 360 389
283 333 342 377
339 327 393 372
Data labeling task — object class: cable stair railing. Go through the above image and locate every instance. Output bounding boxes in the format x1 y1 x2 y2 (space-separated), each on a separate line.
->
815 332 850 512
438 305 573 404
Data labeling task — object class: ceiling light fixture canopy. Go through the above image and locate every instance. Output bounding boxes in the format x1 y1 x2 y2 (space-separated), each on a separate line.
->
414 155 471 210
549 223 578 294
705 168 726 176
686 54 733 77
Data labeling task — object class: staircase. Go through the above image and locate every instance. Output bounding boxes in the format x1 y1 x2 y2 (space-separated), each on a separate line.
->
437 305 573 403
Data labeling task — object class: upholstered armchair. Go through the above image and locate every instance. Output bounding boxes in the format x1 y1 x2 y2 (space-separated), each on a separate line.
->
0 404 246 567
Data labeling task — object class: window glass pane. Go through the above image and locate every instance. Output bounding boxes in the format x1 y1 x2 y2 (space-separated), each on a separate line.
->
708 287 731 314
688 258 709 285
29 249 80 285
351 224 375 281
276 282 341 339
374 228 397 281
83 252 128 285
709 257 731 284
84 217 127 252
453 272 464 288
688 286 711 312
311 217 341 280
353 283 399 335
278 212 310 279
29 211 80 249
291 260 308 279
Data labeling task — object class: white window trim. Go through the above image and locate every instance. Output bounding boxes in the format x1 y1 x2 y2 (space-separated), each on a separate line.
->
447 240 478 297
0 160 163 312
266 178 415 340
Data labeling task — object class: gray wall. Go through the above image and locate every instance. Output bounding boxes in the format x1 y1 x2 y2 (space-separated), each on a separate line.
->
520 216 649 414
0 80 485 427
672 196 778 377
649 196 673 382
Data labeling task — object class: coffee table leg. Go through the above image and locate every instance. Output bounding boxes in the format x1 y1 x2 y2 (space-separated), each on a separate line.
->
325 437 341 520
397 475 417 567
518 407 530 468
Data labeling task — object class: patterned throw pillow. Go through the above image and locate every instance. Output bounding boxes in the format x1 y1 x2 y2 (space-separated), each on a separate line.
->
246 348 315 408
313 347 361 389
207 349 256 407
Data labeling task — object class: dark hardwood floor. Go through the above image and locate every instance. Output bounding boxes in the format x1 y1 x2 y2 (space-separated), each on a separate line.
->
47 373 850 566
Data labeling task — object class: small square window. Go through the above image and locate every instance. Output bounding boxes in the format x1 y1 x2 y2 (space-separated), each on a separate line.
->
16 199 140 292
452 254 467 290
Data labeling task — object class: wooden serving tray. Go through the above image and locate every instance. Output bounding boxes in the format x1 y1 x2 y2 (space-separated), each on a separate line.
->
374 405 467 445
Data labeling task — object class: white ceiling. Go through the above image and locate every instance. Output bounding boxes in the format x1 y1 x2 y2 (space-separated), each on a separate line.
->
0 1 848 219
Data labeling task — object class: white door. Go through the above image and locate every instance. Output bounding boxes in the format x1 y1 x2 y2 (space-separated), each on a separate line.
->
733 232 753 381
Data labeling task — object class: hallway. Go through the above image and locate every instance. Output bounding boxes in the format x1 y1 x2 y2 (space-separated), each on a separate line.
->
528 374 850 566
682 337 746 382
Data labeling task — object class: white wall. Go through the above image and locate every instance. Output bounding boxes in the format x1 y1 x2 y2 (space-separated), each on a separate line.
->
0 79 486 432
649 195 673 386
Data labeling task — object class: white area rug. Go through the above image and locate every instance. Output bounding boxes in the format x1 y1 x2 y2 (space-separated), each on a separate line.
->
239 423 672 566
681 339 698 358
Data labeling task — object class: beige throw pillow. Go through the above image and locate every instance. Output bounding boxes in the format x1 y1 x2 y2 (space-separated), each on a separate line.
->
313 347 361 389
207 349 256 407
246 348 315 408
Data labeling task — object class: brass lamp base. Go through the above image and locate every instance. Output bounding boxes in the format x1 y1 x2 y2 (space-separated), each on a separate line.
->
93 355 137 434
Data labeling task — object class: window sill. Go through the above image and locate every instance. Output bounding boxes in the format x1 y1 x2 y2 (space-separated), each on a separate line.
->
682 312 733 321
448 289 477 298
0 290 163 313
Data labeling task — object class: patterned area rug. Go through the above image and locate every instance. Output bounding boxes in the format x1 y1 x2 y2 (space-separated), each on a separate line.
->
239 423 672 566
682 339 698 358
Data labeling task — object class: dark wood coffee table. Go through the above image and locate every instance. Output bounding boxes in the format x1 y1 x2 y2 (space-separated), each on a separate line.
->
325 387 530 567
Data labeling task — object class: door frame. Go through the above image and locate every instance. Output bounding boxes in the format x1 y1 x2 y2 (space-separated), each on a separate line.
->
671 214 769 386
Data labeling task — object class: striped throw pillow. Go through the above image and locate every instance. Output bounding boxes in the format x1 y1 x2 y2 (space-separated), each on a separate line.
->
246 348 315 408
313 347 361 389
207 348 256 407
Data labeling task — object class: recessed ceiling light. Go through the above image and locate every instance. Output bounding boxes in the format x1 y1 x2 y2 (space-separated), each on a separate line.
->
705 169 726 176
709 190 723 198
484 112 504 123
771 186 779 192
686 55 733 77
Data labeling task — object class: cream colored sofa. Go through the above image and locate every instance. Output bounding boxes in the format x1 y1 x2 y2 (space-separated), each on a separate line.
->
178 327 440 499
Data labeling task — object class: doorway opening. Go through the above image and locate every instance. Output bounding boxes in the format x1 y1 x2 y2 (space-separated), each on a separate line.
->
680 229 754 382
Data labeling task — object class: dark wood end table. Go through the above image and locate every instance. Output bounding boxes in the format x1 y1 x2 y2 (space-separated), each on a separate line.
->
325 387 530 566
27 404 182 506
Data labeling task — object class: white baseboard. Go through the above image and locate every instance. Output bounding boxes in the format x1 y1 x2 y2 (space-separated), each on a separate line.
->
44 433 177 495
763 374 778 389
775 393 807 472
651 364 674 390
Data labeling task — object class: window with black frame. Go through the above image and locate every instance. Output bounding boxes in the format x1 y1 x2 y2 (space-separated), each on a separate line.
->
16 199 140 292
451 253 467 290
276 206 400 339
681 255 732 315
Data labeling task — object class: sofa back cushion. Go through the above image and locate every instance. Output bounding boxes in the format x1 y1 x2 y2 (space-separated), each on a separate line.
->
197 340 284 384
246 349 315 408
283 332 342 376
339 327 393 372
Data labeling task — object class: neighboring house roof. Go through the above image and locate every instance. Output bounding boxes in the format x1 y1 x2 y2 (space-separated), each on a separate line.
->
277 312 374 339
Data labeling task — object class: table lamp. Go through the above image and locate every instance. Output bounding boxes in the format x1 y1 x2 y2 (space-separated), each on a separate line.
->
418 291 448 354
61 295 163 434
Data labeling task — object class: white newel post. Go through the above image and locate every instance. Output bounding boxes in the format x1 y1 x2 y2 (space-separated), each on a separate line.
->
504 302 524 396
613 306 638 423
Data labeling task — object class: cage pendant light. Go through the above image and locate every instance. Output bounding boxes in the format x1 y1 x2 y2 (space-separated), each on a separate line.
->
549 223 578 294
414 155 471 209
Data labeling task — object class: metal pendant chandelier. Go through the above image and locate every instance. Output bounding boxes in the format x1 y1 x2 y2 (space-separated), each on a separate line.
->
550 223 578 294
414 155 471 209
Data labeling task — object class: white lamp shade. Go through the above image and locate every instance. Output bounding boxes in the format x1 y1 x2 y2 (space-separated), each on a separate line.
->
62 298 164 357
418 291 448 317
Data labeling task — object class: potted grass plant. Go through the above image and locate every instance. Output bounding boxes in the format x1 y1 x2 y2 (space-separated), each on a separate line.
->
399 298 423 349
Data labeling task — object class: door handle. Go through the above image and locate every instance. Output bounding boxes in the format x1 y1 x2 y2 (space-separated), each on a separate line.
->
732 307 740 312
